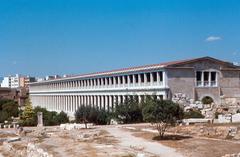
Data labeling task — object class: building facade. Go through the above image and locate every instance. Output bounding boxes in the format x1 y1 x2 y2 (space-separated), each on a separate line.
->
1 74 36 88
0 76 11 88
29 57 240 117
19 76 36 88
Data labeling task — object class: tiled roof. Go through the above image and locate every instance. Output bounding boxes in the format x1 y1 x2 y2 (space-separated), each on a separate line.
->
30 56 237 84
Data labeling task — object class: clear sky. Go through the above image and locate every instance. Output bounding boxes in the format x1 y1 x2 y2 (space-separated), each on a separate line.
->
1 0 240 77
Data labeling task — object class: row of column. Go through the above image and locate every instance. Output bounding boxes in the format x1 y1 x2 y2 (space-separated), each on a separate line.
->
30 71 164 91
31 95 164 113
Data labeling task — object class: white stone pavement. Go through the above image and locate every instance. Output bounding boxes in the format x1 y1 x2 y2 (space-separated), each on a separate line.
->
105 126 183 157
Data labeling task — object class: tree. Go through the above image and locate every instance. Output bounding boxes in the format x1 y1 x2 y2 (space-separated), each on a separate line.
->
75 105 95 128
96 109 112 125
0 99 19 122
2 100 19 117
20 99 35 126
56 111 69 124
114 96 143 124
142 99 183 139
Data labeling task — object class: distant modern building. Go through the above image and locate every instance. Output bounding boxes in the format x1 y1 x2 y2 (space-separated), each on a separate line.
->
29 57 240 117
1 74 36 88
11 74 21 88
0 76 11 88
19 76 36 88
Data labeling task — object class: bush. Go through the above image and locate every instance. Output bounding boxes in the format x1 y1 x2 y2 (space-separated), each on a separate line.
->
33 107 68 126
114 96 143 124
20 105 69 126
0 111 10 123
75 106 111 127
75 105 97 128
142 99 183 139
96 109 111 125
56 111 70 124
0 99 19 123
202 96 214 104
184 110 204 119
2 101 19 117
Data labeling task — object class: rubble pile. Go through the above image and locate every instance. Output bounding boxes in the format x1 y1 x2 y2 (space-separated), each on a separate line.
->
172 93 193 108
172 92 240 123
27 143 53 157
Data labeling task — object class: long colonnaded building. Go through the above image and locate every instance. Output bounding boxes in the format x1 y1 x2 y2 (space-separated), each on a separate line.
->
29 57 240 117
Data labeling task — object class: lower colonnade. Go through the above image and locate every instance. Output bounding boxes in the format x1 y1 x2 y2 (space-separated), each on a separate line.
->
30 94 164 117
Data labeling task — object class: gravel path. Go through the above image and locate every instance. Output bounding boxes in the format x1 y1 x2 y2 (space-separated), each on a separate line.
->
105 126 183 157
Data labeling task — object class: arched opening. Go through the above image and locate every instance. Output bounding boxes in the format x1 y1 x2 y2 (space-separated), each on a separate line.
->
201 96 214 104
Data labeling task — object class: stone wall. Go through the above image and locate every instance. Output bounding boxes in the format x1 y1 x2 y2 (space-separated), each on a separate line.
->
195 87 220 104
167 60 240 109
167 68 195 101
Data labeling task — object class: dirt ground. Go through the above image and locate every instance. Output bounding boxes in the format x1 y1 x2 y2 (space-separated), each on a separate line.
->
126 123 240 157
0 126 158 157
0 124 240 157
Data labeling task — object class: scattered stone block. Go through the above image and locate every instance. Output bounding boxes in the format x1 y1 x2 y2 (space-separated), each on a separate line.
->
137 153 145 157
7 137 21 143
232 113 240 123
110 119 118 125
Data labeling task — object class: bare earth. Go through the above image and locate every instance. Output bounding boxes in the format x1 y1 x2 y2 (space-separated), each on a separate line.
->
104 126 183 157
1 124 240 157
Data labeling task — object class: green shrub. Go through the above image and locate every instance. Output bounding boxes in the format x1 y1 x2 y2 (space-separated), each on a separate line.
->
20 105 69 126
75 106 111 126
114 96 143 124
97 109 112 125
56 111 69 124
75 105 95 128
2 101 19 117
0 111 9 123
33 107 69 126
184 110 204 119
142 99 183 139
0 99 19 123
202 96 214 104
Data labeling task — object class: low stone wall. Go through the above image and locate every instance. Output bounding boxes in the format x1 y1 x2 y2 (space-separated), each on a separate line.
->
182 118 212 125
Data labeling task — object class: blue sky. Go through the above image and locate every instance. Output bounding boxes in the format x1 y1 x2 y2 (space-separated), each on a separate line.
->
1 0 240 77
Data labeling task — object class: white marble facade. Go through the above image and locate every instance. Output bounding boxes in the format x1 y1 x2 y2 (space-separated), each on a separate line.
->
29 68 168 117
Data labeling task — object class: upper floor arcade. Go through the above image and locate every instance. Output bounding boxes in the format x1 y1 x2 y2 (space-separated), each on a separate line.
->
30 70 167 92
